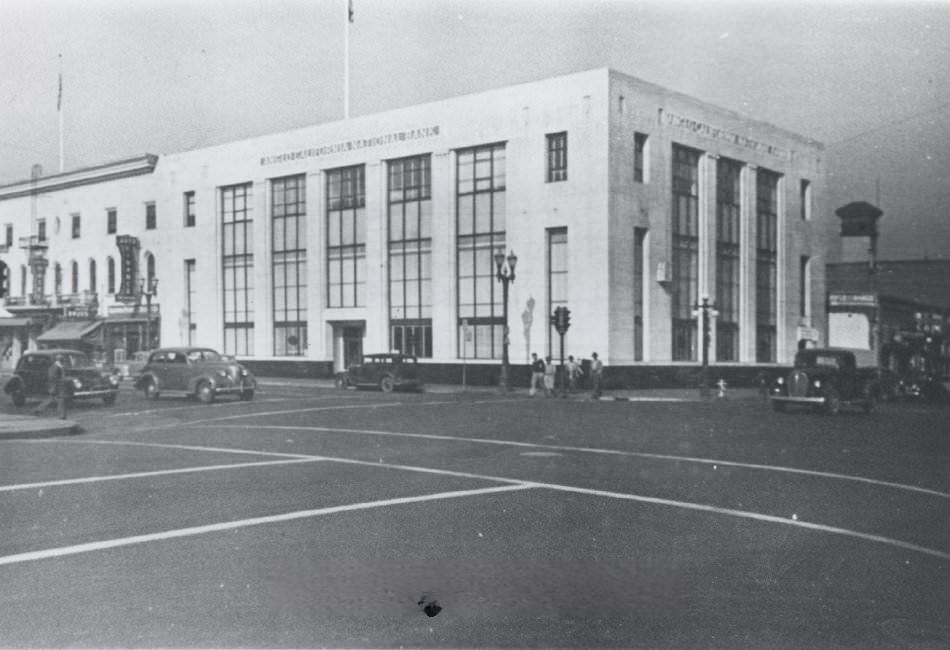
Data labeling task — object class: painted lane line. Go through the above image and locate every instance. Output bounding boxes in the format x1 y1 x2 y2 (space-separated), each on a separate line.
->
0 484 535 567
40 438 318 460
34 438 950 562
184 399 476 425
534 482 950 562
205 424 950 501
0 458 322 493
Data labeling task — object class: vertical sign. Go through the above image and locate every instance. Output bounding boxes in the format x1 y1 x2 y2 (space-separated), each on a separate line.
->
115 235 140 303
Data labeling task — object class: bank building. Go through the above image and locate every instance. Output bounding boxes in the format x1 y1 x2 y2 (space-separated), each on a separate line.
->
0 68 828 385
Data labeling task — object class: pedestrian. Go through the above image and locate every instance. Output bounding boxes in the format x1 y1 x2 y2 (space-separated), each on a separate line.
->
543 355 556 397
33 353 68 419
565 355 582 393
590 351 604 400
529 352 545 397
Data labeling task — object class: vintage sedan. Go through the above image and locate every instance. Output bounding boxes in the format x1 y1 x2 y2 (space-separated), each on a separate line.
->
335 353 423 392
134 347 256 403
4 349 120 407
769 348 879 415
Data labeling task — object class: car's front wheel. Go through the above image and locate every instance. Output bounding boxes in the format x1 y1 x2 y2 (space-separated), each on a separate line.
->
823 386 841 416
144 379 160 400
196 381 215 404
379 375 395 393
334 373 350 389
239 387 254 401
11 390 25 407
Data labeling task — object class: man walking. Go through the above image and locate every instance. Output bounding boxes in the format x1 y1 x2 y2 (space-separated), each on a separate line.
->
590 351 603 400
33 353 68 419
565 355 581 393
542 355 556 397
529 352 545 397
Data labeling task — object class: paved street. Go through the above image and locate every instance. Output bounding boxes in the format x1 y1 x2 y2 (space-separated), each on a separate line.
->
0 381 948 648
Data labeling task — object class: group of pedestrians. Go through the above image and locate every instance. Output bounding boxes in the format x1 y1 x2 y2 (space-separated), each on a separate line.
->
528 351 603 399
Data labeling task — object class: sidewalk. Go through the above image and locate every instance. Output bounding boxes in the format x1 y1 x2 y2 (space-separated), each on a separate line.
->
0 414 78 440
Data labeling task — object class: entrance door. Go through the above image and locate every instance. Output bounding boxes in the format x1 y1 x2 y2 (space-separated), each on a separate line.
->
343 326 363 369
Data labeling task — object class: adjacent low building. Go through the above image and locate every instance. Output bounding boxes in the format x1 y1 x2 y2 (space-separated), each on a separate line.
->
0 68 829 383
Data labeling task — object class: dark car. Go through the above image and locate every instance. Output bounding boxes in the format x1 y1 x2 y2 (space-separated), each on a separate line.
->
134 347 256 403
335 353 423 393
901 372 950 404
4 349 120 407
769 348 879 415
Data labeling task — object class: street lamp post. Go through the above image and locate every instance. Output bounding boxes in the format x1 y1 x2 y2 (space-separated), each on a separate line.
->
693 296 718 399
139 276 158 351
494 250 517 392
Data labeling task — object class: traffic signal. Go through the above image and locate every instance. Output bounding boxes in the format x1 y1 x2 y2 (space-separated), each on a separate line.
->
552 306 571 334
0 260 7 298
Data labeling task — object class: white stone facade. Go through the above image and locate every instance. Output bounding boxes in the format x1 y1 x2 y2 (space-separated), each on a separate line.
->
0 68 827 372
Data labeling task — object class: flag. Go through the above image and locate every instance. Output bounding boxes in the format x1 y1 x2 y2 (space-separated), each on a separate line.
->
348 0 354 23
57 71 62 111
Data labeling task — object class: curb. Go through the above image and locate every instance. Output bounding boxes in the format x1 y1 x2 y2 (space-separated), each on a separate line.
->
0 416 79 440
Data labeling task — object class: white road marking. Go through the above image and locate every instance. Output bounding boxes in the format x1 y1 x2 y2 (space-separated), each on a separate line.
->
204 423 950 501
27 438 950 563
0 483 535 567
0 458 321 493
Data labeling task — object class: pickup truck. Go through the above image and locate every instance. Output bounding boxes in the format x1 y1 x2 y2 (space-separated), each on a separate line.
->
769 348 880 415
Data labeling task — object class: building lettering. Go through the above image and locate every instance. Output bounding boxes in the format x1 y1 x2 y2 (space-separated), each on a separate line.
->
261 126 441 166
662 111 791 161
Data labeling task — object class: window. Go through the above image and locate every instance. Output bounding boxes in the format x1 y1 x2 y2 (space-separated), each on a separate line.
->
107 208 117 234
70 260 79 294
107 257 116 294
546 132 567 182
456 142 506 359
547 228 568 358
53 263 62 295
184 191 196 228
37 219 46 242
88 259 96 293
20 264 27 297
756 168 780 362
800 179 811 221
185 259 196 346
326 165 365 308
800 255 811 320
671 144 701 361
634 227 647 361
145 252 156 288
634 132 648 183
221 183 254 355
388 155 433 357
71 213 80 239
4 224 12 247
716 158 742 362
271 175 307 356
145 202 156 230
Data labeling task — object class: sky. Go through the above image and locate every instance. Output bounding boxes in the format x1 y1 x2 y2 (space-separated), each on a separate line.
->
1 0 949 260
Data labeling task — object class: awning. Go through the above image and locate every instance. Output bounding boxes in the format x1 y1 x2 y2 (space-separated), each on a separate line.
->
0 317 31 328
37 320 102 342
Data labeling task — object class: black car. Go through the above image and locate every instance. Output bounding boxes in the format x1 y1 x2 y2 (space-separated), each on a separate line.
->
335 353 423 392
4 349 120 407
769 348 879 415
134 346 256 403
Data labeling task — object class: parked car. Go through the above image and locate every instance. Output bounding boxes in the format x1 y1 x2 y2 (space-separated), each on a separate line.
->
335 353 423 393
4 349 120 407
901 372 950 404
134 347 256 403
769 348 880 415
113 350 151 382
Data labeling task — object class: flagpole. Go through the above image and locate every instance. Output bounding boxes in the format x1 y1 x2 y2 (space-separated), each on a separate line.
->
58 53 64 172
343 0 350 120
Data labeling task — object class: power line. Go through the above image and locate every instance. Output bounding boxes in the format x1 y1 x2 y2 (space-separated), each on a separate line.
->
830 100 950 146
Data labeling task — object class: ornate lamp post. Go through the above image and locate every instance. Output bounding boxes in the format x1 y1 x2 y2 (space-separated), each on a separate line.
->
494 249 517 391
139 276 158 351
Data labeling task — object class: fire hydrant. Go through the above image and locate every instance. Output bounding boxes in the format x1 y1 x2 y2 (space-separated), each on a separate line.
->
716 378 727 399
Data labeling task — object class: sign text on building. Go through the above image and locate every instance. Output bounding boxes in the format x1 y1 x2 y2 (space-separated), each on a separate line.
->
261 126 441 166
661 111 791 161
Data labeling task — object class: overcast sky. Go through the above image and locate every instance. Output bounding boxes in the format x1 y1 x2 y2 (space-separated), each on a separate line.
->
2 0 949 260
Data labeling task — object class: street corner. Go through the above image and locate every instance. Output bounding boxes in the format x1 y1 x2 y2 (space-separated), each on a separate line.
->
0 414 79 440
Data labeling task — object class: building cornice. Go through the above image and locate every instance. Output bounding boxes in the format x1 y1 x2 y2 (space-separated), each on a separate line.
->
0 154 158 201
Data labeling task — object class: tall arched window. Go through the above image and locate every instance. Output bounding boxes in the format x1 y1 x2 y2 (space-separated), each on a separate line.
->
89 259 97 293
145 252 156 286
20 265 27 297
71 260 79 294
54 263 62 296
107 257 115 294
